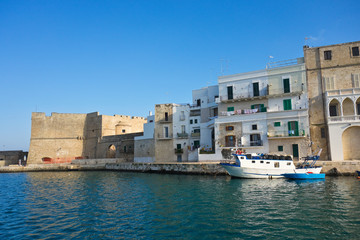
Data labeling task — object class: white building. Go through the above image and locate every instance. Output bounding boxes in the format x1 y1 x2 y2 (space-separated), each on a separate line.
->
214 58 310 160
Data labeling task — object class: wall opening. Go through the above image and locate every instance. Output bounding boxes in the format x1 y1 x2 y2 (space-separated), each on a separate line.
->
329 99 340 116
106 145 116 158
342 126 360 160
342 98 355 116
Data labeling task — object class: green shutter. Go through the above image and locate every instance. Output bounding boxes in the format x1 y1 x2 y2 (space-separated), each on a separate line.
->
278 146 283 151
251 105 254 109
284 99 292 110
274 122 281 127
294 121 299 136
227 107 234 112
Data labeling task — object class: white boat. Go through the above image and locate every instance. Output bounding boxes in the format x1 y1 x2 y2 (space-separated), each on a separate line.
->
220 151 322 179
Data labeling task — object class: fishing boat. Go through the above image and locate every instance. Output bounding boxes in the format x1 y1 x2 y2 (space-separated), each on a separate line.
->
220 149 322 179
356 171 360 179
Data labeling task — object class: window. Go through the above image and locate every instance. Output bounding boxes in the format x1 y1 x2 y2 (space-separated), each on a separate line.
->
260 161 264 163
190 119 193 124
177 144 181 150
124 146 127 153
180 111 185 121
181 125 186 134
288 121 299 136
252 124 257 130
253 82 259 97
225 135 236 147
283 99 292 110
122 129 126 133
352 47 359 57
321 127 326 138
164 126 169 138
194 129 200 133
252 160 255 163
278 146 283 151
250 134 261 146
227 86 233 100
352 74 360 88
194 119 198 124
274 122 281 127
283 78 290 93
274 162 280 168
227 107 234 112
324 50 332 60
226 126 234 131
194 140 200 148
324 77 335 90
329 105 337 116
196 99 201 106
165 112 169 121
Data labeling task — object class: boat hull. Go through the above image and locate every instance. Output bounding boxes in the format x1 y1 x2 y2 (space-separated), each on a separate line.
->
282 173 325 179
220 164 293 179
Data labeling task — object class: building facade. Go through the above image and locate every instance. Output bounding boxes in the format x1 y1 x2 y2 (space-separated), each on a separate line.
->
215 58 310 160
304 41 360 160
28 112 146 164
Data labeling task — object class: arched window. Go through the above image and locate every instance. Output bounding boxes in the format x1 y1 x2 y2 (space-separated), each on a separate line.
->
329 99 341 117
342 98 355 116
106 145 116 158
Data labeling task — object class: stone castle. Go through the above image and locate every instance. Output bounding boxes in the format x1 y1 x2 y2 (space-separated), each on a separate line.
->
28 112 146 164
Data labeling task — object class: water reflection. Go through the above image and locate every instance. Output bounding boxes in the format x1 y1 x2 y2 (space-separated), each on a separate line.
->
0 172 360 239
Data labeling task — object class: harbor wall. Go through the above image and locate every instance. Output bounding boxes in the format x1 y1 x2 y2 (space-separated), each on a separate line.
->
1 159 360 176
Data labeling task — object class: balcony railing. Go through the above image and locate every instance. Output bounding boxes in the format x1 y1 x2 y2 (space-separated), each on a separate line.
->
174 148 184 154
191 132 200 138
266 57 304 69
177 133 189 138
237 140 263 147
157 133 173 139
328 115 360 123
220 108 266 117
267 130 306 138
326 88 360 97
158 118 172 123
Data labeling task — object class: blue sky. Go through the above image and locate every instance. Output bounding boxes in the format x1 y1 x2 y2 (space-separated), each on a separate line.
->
1 0 360 151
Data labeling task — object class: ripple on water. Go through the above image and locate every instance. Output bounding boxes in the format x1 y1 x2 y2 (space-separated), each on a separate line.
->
1 172 360 239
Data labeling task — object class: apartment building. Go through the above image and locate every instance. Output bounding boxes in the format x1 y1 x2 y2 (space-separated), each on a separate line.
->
215 58 310 160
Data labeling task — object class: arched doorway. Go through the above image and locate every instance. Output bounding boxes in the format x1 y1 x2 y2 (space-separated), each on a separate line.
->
342 126 360 160
106 145 116 158
342 98 355 116
329 99 340 116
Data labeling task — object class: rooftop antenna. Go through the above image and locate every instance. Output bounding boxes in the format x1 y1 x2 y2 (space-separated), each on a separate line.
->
266 56 274 69
219 59 229 76
304 37 311 46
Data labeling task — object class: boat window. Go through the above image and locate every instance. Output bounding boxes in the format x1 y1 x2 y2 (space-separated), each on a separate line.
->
287 162 291 165
252 160 255 163
266 162 270 164
274 162 280 168
260 161 264 163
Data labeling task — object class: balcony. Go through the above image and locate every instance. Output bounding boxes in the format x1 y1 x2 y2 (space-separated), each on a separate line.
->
158 118 172 123
177 133 189 138
220 107 266 117
266 57 304 69
191 132 200 138
326 88 360 97
174 148 184 154
328 115 360 123
267 130 306 139
237 140 263 148
157 133 173 140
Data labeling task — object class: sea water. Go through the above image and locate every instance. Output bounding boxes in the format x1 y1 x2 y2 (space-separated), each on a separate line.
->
0 171 359 239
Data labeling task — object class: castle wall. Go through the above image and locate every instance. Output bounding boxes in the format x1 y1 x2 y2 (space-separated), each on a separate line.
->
28 112 146 164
